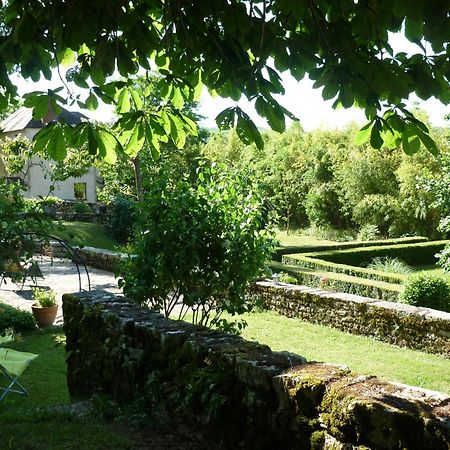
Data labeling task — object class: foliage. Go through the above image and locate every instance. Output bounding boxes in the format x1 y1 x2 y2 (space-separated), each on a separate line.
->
0 179 50 279
72 202 91 214
108 197 136 245
436 245 450 274
32 287 57 307
357 224 381 241
0 135 34 176
204 122 447 236
367 257 412 275
0 0 447 159
0 302 36 335
401 273 450 312
119 163 275 328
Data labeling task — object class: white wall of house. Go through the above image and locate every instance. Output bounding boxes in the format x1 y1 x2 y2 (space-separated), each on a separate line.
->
2 128 98 202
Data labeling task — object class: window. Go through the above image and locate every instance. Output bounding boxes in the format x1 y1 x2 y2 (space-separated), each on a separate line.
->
74 182 87 200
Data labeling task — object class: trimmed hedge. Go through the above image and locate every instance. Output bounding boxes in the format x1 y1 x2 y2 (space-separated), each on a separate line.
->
269 261 402 302
283 254 406 283
283 241 449 283
303 241 448 266
272 236 428 261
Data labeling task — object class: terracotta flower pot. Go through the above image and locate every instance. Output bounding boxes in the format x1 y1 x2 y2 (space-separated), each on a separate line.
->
31 304 58 328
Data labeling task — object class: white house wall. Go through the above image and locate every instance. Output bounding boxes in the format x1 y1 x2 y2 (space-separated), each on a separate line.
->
2 128 98 202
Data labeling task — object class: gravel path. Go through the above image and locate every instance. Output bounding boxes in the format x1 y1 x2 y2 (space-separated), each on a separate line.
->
0 256 121 324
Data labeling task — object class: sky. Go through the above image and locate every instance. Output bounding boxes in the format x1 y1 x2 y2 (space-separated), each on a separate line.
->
11 33 449 132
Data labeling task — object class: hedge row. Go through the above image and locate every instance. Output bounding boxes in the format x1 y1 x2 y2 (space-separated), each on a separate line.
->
303 240 449 266
272 236 428 261
282 254 407 284
269 262 402 302
282 241 449 284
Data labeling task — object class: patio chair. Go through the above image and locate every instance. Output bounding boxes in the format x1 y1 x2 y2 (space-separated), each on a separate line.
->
0 347 38 402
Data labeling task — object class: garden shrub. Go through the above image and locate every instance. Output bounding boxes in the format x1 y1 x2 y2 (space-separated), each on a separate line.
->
436 244 450 273
72 202 91 214
0 180 51 278
119 163 275 330
357 224 380 241
109 197 136 244
400 273 450 312
0 302 36 335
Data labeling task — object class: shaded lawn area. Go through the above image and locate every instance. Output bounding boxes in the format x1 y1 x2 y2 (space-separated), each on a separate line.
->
50 221 126 252
0 328 136 450
237 310 450 394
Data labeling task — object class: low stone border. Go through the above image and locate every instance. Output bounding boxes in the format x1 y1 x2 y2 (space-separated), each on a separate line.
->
63 291 450 449
249 280 450 357
41 241 124 273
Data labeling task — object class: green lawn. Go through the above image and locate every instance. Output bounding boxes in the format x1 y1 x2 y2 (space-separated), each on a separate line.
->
275 230 335 247
238 310 450 394
50 221 125 252
0 329 137 449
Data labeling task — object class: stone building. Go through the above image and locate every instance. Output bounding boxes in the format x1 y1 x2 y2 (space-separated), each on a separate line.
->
0 107 100 202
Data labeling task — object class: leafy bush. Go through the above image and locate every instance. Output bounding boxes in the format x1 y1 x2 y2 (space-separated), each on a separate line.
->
0 180 51 278
72 202 91 214
436 245 450 273
400 273 450 312
109 197 136 244
367 257 412 275
357 224 380 241
119 163 275 330
0 302 36 335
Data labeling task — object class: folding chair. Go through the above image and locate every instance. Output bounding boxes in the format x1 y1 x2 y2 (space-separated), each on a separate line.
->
0 348 38 402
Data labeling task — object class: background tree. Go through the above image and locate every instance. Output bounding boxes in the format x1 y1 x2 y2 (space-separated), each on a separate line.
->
0 0 447 162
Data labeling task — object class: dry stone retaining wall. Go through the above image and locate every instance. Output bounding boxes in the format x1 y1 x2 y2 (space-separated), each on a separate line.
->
250 281 450 357
63 290 450 449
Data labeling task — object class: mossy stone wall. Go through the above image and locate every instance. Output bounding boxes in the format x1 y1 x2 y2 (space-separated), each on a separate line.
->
250 281 450 357
63 291 450 449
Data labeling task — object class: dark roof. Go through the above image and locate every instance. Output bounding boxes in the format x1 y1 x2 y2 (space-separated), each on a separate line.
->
0 107 88 133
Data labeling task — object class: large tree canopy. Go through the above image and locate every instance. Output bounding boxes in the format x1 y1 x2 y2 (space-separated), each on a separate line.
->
0 0 448 159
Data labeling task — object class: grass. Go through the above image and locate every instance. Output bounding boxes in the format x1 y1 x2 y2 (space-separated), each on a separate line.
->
0 328 137 449
275 229 335 247
50 221 125 252
237 310 450 394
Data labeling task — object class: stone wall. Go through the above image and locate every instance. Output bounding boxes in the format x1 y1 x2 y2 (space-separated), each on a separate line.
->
40 241 123 273
63 291 450 449
250 281 450 358
73 246 124 273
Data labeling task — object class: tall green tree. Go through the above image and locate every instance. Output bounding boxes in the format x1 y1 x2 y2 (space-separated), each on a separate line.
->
0 0 447 160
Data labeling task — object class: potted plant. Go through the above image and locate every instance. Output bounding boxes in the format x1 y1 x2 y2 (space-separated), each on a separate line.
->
31 288 58 328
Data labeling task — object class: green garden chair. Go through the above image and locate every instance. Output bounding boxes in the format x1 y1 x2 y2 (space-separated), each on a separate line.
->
0 347 38 402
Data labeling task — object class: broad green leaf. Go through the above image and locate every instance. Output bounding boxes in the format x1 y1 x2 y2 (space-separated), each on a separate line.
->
417 130 439 156
32 96 50 119
130 88 143 110
85 92 99 111
171 87 184 109
60 48 76 67
354 122 373 146
125 123 145 157
97 129 118 164
370 122 383 149
117 88 131 113
216 107 236 130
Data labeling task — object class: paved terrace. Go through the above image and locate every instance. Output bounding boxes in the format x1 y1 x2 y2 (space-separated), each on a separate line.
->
0 256 121 324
